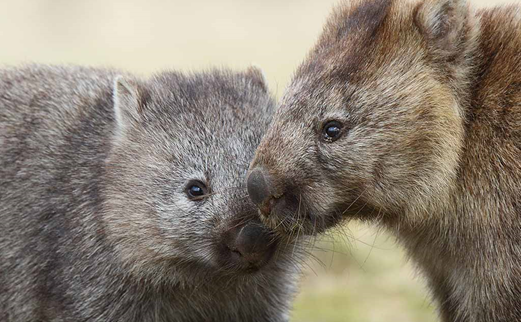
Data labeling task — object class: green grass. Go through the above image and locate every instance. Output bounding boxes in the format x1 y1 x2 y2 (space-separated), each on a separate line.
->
291 223 438 322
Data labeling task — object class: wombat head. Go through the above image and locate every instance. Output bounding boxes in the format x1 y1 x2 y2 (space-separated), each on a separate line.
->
102 68 300 282
247 0 477 235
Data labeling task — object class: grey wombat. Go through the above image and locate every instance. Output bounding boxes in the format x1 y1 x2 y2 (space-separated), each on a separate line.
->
0 65 302 322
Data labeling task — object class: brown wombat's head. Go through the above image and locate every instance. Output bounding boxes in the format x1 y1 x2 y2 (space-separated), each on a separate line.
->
102 68 301 282
247 0 477 235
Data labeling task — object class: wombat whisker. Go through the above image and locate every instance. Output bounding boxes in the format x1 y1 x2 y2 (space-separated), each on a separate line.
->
302 232 317 250
331 225 356 244
340 187 367 217
300 257 320 277
291 195 304 256
306 251 328 272
222 217 253 233
361 219 380 270
352 201 368 218
333 222 387 250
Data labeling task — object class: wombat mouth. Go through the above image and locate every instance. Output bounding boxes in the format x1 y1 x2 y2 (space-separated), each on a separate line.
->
258 207 323 237
258 199 369 238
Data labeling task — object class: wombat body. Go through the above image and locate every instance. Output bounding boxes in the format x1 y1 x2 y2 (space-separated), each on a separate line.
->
247 0 521 321
0 65 301 322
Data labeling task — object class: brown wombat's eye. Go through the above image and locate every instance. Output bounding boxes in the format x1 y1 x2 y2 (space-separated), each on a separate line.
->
322 121 343 142
185 180 208 200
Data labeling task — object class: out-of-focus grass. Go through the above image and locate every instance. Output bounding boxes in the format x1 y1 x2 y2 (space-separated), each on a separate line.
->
291 222 438 322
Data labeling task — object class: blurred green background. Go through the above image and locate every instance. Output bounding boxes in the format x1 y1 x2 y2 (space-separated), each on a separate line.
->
1 0 518 321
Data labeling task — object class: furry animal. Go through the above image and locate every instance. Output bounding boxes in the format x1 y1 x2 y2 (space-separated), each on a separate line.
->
246 0 521 321
0 64 302 322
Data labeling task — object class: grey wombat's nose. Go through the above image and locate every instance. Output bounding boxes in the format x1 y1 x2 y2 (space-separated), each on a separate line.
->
246 167 274 212
232 222 275 267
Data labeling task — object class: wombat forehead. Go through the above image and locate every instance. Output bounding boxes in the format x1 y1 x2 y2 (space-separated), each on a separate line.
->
329 0 392 40
294 1 417 89
275 77 350 121
295 39 393 92
147 71 271 110
167 130 258 169
139 95 270 143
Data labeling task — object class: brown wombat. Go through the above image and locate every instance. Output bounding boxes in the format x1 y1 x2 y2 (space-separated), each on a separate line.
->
0 65 303 322
246 0 521 321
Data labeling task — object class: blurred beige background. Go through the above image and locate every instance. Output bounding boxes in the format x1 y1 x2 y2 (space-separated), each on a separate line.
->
1 0 518 321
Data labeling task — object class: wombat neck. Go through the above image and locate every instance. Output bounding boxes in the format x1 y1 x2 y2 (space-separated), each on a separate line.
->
394 193 521 321
381 8 521 321
393 140 521 321
396 6 521 263
394 110 521 321
58 256 294 322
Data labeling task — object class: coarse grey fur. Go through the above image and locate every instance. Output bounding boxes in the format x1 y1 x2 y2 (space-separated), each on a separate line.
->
248 0 521 321
0 64 302 322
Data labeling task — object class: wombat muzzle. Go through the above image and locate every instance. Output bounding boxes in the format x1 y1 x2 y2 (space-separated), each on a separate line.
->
222 220 277 270
246 167 276 215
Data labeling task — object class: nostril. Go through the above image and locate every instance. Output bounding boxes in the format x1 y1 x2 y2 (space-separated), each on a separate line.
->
224 241 244 264
246 167 273 208
227 222 276 268
230 247 243 259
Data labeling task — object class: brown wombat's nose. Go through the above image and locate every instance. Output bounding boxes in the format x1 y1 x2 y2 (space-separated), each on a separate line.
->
225 222 276 268
246 167 275 214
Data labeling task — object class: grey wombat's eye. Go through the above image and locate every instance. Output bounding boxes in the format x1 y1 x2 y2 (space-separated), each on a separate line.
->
185 180 208 200
322 121 343 142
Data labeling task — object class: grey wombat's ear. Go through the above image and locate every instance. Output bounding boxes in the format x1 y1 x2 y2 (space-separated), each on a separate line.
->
113 76 143 133
414 0 468 58
245 65 269 92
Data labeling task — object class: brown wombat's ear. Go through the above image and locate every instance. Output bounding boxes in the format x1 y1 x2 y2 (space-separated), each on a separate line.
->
245 65 269 92
113 76 144 133
414 0 468 59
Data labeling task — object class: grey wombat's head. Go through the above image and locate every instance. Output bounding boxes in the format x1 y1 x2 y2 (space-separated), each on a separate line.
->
247 0 474 235
102 68 298 282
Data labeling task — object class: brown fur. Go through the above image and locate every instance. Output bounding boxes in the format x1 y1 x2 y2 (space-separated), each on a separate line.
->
247 0 521 321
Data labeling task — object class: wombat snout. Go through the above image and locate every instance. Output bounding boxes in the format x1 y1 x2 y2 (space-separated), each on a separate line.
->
222 221 277 270
247 167 306 233
246 167 275 214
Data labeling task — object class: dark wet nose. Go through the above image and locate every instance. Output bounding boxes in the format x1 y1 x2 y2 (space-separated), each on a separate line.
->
247 167 275 214
225 221 276 268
